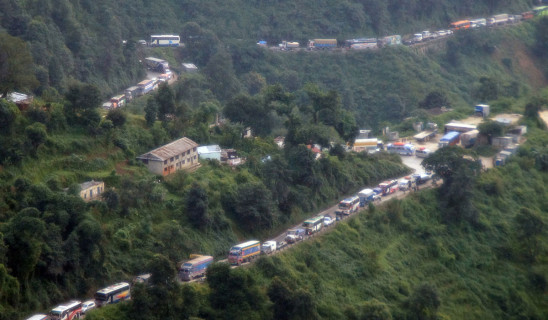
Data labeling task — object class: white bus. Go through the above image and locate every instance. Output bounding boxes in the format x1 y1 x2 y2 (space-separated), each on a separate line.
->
150 34 180 47
49 301 82 320
94 282 131 307
302 215 324 235
336 196 360 216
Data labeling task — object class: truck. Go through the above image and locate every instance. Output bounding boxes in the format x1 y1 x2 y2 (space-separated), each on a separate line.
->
470 18 487 28
145 57 169 73
439 131 460 148
358 188 375 206
413 33 423 43
488 14 510 26
308 39 337 50
351 42 377 50
279 41 299 50
179 255 214 281
285 228 305 243
461 129 479 148
413 130 437 143
125 86 140 102
475 104 490 118
228 240 261 265
379 35 402 47
137 79 156 96
110 95 126 108
421 30 433 41
261 241 277 254
352 138 383 153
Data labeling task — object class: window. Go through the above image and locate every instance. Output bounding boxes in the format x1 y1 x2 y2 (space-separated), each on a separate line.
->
176 155 179 160
193 147 197 152
164 160 167 165
194 155 197 159
164 168 167 171
170 157 174 162
183 160 185 164
187 150 190 155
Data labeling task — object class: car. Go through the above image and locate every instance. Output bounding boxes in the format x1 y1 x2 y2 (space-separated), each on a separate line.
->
324 216 333 227
81 300 96 314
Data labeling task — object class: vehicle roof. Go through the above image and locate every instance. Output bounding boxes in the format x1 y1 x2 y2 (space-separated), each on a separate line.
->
25 315 48 320
186 255 214 265
232 240 260 249
97 282 130 294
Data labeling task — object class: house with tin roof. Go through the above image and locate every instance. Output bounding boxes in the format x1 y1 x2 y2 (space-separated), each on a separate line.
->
137 137 199 176
79 180 104 201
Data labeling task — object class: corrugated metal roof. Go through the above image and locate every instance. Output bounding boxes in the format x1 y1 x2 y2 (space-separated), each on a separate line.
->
138 137 198 161
80 180 103 190
197 145 221 154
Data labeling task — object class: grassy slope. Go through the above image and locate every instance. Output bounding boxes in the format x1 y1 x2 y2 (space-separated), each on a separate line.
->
251 131 548 319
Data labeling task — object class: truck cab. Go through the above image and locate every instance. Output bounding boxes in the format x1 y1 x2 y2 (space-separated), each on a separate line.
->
285 228 305 243
261 241 277 254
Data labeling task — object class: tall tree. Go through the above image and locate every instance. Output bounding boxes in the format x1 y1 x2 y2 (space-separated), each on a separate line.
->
185 182 209 229
0 33 38 96
156 82 176 121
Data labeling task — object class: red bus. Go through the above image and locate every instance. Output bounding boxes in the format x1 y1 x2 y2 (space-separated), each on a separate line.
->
449 20 470 30
49 300 82 320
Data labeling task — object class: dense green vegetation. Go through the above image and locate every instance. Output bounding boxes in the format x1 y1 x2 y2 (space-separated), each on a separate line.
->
84 128 548 320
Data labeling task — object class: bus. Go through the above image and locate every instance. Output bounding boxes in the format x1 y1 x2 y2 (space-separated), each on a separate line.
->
94 282 131 307
533 6 548 16
49 300 82 320
302 215 324 235
228 240 261 265
449 20 471 30
150 35 180 47
336 196 360 216
386 142 415 156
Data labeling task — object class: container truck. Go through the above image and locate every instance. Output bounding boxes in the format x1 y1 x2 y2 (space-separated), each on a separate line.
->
475 104 490 118
461 129 479 148
179 255 214 281
439 131 460 147
308 39 337 50
228 240 261 265
358 188 375 206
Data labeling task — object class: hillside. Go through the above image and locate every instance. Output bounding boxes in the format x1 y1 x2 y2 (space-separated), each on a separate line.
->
0 0 533 97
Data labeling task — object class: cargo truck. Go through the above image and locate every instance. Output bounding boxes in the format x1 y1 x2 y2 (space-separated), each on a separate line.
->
261 241 277 254
461 129 479 148
308 39 337 50
470 18 487 28
439 131 460 148
228 240 261 265
379 35 402 47
358 188 375 206
285 228 305 243
179 255 214 281
137 79 156 96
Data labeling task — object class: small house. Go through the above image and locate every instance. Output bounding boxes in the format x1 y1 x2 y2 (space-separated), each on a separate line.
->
79 180 104 201
137 137 199 176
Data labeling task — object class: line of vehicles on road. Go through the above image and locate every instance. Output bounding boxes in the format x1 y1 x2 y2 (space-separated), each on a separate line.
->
266 5 548 51
25 167 435 320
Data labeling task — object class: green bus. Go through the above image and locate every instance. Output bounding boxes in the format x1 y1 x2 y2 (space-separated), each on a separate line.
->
303 215 324 235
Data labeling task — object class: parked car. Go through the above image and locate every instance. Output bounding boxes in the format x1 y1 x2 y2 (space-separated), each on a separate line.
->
324 216 333 227
82 300 96 314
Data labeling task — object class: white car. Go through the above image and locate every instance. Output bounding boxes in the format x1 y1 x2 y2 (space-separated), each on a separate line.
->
81 300 96 314
324 216 334 227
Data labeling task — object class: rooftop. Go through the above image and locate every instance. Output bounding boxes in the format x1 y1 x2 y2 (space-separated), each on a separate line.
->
137 137 198 161
197 145 221 154
79 180 103 190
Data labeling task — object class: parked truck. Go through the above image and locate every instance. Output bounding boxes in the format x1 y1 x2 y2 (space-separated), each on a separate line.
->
470 18 487 28
379 35 402 47
261 241 277 254
179 255 214 281
228 240 261 265
461 129 479 148
279 41 300 50
137 79 156 96
488 14 510 26
358 188 375 206
439 131 460 148
308 39 337 50
285 228 305 243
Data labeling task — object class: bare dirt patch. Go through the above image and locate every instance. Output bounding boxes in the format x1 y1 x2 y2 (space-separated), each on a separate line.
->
539 110 548 128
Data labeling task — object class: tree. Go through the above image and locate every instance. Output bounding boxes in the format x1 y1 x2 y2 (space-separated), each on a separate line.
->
419 90 450 109
0 99 20 135
185 182 209 229
145 96 158 127
359 299 393 320
407 283 440 320
478 120 504 144
233 182 277 232
156 82 175 121
474 77 499 102
25 122 47 154
147 254 177 287
0 32 39 96
514 207 545 262
102 188 119 211
64 83 102 126
106 108 127 127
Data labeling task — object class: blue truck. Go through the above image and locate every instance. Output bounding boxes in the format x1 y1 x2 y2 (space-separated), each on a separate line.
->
358 188 375 206
439 131 460 148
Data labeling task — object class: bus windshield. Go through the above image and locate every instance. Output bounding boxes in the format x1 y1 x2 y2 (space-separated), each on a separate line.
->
338 202 351 209
94 293 108 301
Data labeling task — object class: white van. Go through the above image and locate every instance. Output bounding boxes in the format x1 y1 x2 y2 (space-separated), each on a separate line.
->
416 148 431 158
